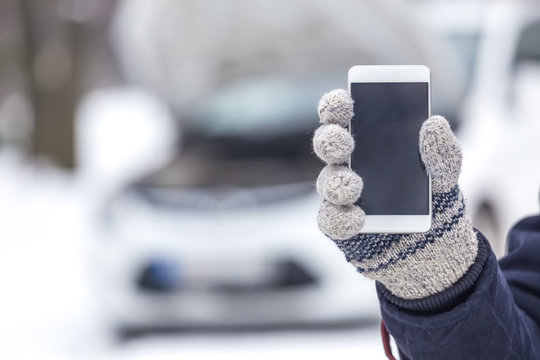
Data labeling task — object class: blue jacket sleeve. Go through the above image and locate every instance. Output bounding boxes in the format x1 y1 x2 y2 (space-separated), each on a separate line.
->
377 218 540 360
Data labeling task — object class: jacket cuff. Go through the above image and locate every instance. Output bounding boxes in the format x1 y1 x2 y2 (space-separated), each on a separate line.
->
376 230 490 313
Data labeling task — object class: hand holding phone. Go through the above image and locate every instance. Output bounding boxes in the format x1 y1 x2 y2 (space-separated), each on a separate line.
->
312 67 479 300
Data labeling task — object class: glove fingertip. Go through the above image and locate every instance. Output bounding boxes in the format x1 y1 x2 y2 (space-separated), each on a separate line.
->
313 124 354 164
318 89 354 128
316 165 363 205
419 115 462 191
318 201 364 240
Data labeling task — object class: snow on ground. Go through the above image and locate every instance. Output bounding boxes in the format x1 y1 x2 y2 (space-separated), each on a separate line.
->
0 150 386 359
0 150 104 359
101 328 387 360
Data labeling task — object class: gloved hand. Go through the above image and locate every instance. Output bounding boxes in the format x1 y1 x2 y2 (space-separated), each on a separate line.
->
313 89 479 300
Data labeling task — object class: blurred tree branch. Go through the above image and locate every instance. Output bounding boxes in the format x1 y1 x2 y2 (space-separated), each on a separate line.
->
19 0 77 168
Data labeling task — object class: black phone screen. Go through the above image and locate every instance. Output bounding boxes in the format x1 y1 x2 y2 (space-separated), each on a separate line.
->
350 82 429 215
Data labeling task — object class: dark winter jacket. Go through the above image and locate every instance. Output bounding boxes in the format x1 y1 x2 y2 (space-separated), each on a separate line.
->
378 215 540 360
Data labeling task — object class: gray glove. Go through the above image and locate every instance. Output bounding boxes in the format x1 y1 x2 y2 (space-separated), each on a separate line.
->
313 89 478 300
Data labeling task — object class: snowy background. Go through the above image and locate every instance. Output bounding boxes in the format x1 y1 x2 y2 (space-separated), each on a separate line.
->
1 0 540 359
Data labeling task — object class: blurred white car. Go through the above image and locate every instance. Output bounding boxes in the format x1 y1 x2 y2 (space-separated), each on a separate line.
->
428 1 540 255
421 1 540 255
460 1 540 256
91 0 468 337
94 77 381 337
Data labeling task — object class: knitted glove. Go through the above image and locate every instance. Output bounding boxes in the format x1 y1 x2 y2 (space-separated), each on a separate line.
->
313 89 478 300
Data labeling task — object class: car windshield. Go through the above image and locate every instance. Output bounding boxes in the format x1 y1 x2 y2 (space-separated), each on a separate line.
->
137 75 341 188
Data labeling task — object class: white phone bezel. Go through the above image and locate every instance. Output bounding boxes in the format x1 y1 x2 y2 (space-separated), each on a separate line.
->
348 65 432 233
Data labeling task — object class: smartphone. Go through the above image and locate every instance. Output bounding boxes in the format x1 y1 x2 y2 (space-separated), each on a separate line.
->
348 65 431 233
